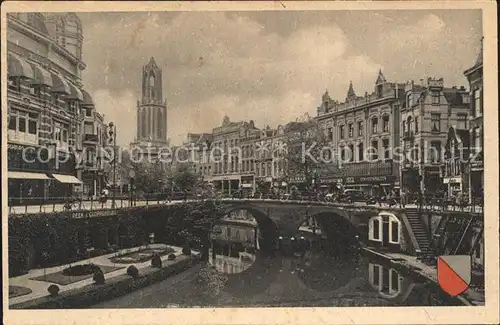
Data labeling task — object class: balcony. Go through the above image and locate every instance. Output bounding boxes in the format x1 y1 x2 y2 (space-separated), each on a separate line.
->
83 133 98 144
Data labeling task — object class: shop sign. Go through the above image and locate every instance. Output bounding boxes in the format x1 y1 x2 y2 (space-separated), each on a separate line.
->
71 209 117 219
358 175 395 183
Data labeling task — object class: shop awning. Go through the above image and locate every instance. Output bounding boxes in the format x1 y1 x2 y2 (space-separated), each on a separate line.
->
67 82 84 101
8 171 50 180
29 62 53 87
8 52 34 79
50 72 71 94
51 174 82 184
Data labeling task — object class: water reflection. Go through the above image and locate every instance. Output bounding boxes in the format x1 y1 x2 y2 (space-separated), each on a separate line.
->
93 216 465 308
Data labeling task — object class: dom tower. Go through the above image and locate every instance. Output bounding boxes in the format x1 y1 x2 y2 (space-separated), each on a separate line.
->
131 57 169 158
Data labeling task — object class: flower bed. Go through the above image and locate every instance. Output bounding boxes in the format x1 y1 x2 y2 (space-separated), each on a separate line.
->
30 264 123 286
11 254 201 309
109 247 175 264
9 285 32 298
62 264 102 276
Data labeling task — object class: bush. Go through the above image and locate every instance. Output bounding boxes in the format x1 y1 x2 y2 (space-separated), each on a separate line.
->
62 264 102 276
127 265 140 279
167 253 176 261
151 253 162 268
93 269 105 285
47 284 60 297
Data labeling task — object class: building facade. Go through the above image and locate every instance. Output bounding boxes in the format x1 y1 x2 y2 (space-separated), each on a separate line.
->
130 57 169 160
463 39 483 202
76 93 108 199
315 71 404 196
400 78 470 196
209 117 259 195
6 13 99 205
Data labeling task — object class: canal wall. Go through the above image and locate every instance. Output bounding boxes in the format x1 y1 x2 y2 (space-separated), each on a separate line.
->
10 255 201 309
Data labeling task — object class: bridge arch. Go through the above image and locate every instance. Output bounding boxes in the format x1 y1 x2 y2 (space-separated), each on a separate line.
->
220 204 279 252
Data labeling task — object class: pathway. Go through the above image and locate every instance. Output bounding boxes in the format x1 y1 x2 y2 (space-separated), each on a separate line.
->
8 244 190 306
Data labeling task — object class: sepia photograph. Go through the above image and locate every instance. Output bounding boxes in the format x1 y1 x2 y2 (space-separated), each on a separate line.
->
2 1 498 325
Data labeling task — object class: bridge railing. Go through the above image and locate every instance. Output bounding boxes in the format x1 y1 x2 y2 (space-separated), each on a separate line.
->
7 193 484 216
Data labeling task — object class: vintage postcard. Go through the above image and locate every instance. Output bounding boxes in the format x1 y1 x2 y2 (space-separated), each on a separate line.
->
2 1 498 325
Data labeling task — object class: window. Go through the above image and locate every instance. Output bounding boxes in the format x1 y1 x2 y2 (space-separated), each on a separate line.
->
474 89 482 117
457 114 467 129
415 117 419 133
390 220 399 243
357 121 363 136
371 140 379 160
431 92 440 105
371 117 378 134
358 142 364 162
377 84 383 98
348 123 354 137
383 139 390 160
372 218 380 240
431 113 441 132
53 121 69 148
7 110 39 144
382 116 389 132
348 144 354 162
327 127 333 141
339 125 345 139
390 269 400 293
407 116 412 133
402 121 406 134
373 265 380 286
340 146 345 161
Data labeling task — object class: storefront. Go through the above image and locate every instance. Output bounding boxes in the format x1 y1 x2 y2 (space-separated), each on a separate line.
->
423 166 443 194
343 175 397 196
7 143 81 205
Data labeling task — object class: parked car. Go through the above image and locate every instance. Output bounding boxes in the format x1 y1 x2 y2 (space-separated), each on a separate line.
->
339 189 367 203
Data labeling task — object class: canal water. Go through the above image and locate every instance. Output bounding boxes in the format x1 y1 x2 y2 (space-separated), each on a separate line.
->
92 221 463 308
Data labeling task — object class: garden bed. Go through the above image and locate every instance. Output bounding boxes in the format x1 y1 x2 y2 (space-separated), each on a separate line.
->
109 247 175 264
30 264 123 285
9 285 33 298
11 255 201 309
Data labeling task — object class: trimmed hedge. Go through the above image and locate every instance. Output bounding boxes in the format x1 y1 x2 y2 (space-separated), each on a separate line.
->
11 255 201 309
62 264 102 276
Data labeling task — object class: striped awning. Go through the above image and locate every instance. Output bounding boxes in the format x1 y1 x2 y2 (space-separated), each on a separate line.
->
29 62 53 87
67 82 84 101
50 72 71 94
8 171 50 180
7 52 34 79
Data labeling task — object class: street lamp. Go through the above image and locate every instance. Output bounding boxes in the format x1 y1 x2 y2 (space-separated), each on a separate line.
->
129 169 135 207
108 121 117 209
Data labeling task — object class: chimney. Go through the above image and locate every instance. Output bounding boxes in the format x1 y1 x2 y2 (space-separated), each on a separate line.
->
395 82 399 98
420 79 424 87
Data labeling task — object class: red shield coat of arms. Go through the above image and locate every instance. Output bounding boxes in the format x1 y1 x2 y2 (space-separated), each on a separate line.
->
437 255 471 296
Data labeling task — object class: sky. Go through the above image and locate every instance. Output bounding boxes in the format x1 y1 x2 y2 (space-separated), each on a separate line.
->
77 10 482 146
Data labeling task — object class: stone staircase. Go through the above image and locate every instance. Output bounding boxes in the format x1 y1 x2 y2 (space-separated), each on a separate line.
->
404 208 430 255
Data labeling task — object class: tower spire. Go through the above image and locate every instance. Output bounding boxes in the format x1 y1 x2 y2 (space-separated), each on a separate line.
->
347 81 356 99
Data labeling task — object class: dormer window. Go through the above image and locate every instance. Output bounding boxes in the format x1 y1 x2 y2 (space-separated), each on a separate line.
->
377 84 383 98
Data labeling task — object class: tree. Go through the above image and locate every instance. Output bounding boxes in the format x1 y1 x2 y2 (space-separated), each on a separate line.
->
171 164 201 194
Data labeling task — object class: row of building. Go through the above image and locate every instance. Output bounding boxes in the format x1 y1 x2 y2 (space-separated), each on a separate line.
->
6 13 110 205
174 48 483 201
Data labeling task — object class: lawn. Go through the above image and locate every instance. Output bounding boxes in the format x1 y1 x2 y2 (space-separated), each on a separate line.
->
9 285 32 298
109 247 175 264
30 265 123 285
